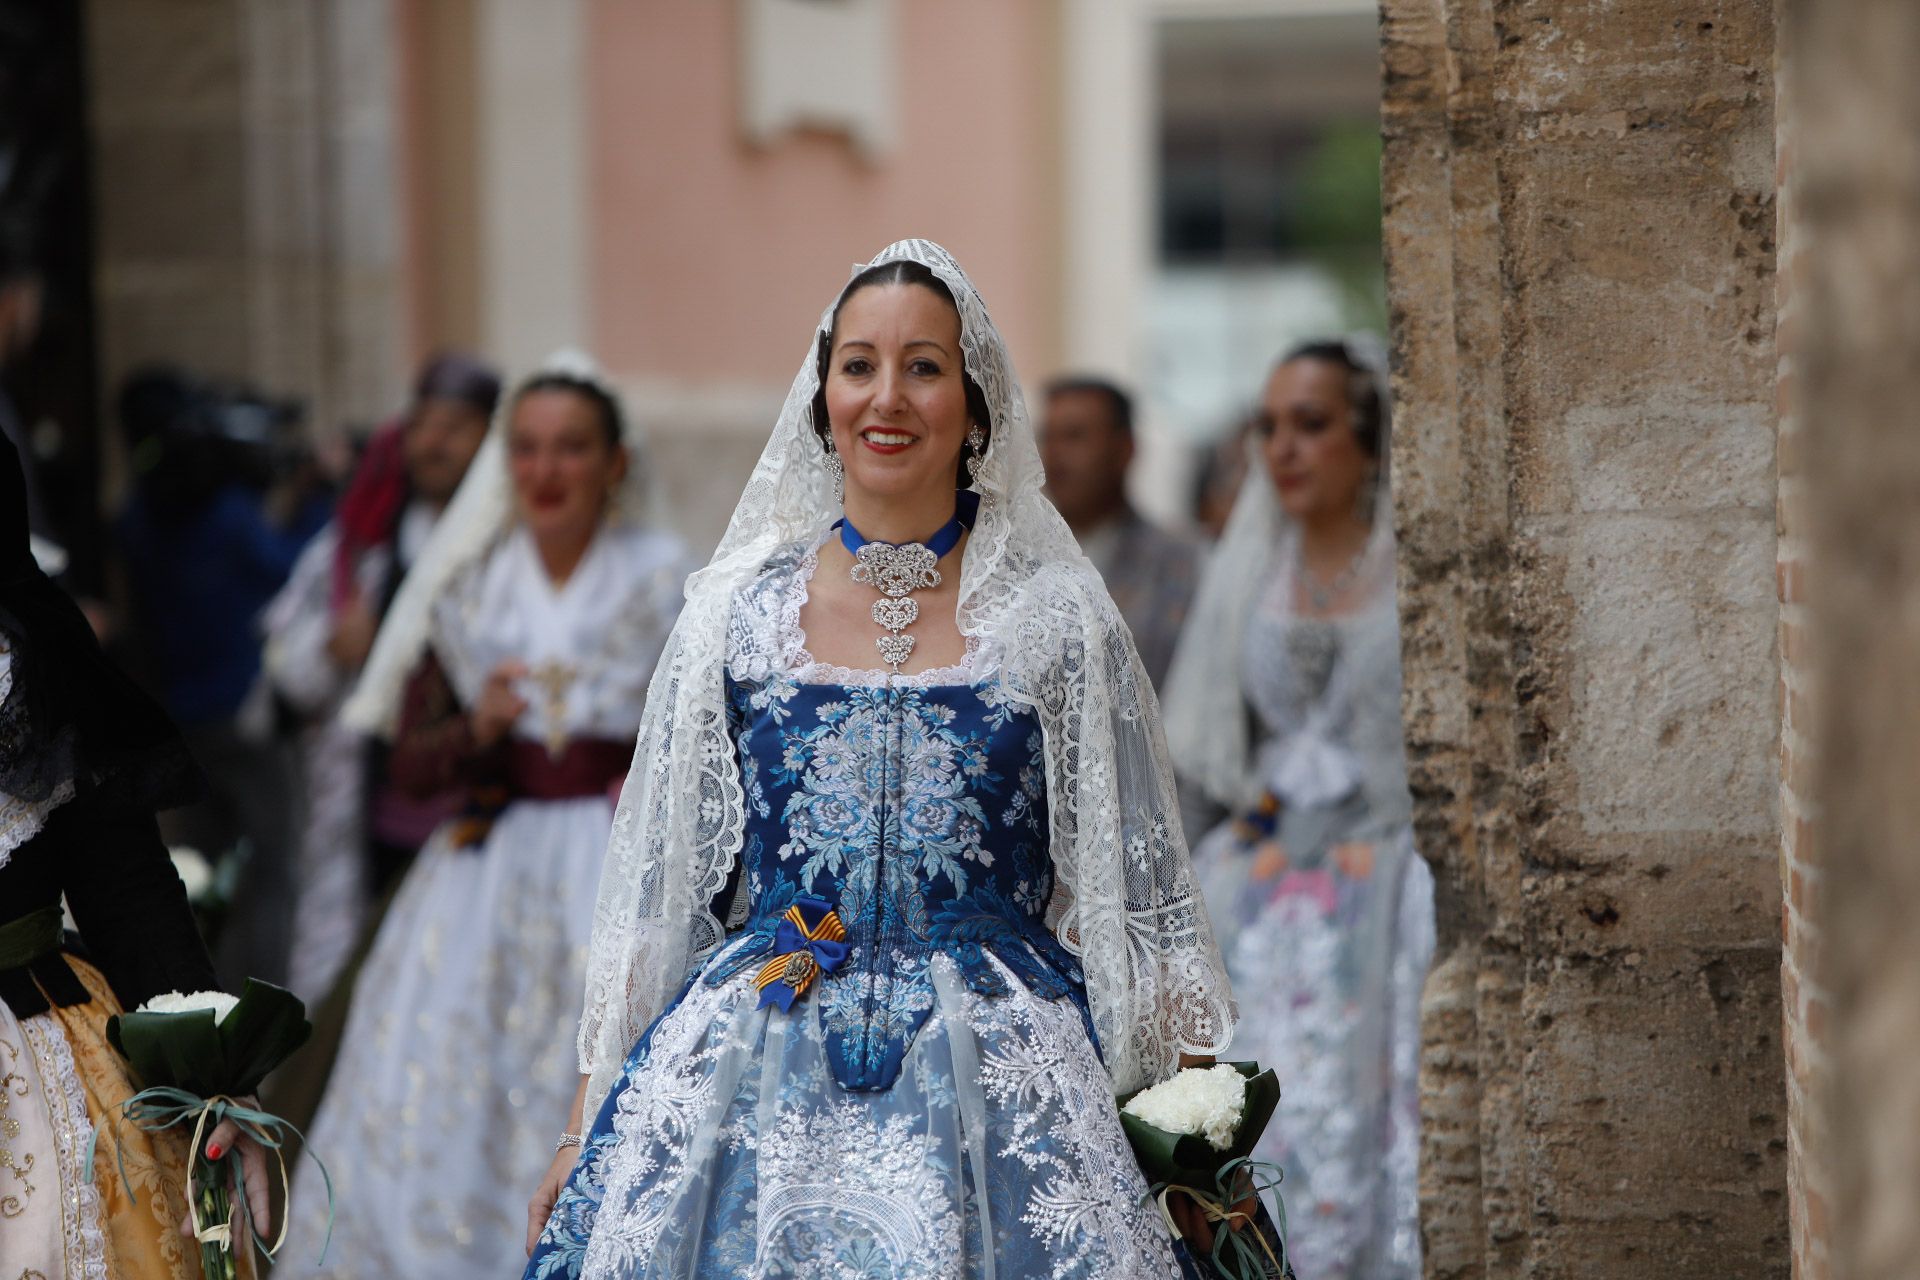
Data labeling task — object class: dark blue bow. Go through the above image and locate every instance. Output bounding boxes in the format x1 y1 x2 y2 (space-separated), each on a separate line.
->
754 895 851 1012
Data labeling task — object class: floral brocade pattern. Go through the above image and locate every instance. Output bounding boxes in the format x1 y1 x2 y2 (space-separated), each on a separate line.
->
713 663 1078 1093
3 956 213 1280
526 550 1184 1278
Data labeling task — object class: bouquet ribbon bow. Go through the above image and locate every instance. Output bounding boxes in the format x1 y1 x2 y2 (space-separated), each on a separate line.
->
1119 1062 1292 1279
89 1089 332 1259
85 980 333 1278
754 896 850 1011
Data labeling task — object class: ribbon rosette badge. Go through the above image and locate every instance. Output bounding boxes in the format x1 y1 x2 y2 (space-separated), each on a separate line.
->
754 895 850 1011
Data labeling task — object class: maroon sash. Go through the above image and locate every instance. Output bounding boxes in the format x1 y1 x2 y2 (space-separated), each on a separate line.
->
503 738 634 800
448 737 633 848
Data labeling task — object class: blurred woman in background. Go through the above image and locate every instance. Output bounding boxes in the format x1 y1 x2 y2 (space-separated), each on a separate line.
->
280 353 688 1277
1166 337 1434 1280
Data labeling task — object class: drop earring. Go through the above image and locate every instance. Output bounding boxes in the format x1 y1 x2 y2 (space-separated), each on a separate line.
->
824 435 845 501
964 423 986 486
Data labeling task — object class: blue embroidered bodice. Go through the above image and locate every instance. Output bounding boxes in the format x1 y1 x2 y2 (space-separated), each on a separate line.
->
702 674 1089 1091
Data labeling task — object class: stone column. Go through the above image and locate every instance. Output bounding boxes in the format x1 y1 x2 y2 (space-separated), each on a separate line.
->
1785 2 1920 1278
87 0 405 461
1380 0 1789 1273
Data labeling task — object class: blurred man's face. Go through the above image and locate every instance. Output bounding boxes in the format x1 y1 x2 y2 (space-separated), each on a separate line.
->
1039 388 1133 529
404 396 490 506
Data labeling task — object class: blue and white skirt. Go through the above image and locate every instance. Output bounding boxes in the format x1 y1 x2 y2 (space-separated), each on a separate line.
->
526 952 1186 1280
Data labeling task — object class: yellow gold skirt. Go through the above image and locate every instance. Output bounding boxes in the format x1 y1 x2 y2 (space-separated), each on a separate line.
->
2 957 253 1280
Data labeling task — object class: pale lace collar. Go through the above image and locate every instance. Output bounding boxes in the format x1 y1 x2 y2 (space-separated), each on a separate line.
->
0 647 74 867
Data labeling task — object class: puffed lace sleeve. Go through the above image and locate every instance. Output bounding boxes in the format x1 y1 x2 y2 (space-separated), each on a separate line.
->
1012 565 1238 1094
575 579 748 1118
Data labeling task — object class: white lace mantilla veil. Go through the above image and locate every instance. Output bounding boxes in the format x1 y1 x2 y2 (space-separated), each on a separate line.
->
341 348 662 736
576 239 1236 1116
1162 333 1396 812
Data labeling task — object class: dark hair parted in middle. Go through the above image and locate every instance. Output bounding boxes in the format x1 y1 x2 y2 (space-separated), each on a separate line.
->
811 259 994 479
512 371 625 449
1279 339 1388 461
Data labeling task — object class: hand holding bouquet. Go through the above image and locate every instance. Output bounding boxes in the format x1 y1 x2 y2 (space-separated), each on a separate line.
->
91 979 332 1279
1120 1062 1290 1280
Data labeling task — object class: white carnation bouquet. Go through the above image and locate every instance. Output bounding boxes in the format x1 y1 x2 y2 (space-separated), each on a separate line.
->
90 980 332 1279
1119 1061 1290 1279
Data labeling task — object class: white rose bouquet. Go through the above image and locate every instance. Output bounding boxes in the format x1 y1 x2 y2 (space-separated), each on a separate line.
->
1119 1061 1290 1279
90 979 332 1279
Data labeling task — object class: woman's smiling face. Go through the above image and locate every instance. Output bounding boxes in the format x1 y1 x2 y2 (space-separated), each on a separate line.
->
506 387 625 543
822 282 972 511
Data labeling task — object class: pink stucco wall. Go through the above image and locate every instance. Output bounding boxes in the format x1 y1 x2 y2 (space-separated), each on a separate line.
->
584 0 1059 387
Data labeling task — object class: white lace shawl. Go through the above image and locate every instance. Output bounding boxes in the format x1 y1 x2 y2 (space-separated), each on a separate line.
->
577 239 1236 1116
1163 338 1396 812
342 349 662 737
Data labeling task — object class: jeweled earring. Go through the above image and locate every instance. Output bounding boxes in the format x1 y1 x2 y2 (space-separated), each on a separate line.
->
965 423 987 486
824 435 845 501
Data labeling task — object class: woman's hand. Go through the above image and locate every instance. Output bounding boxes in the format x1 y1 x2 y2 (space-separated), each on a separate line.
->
1164 1176 1260 1258
180 1107 272 1241
325 591 379 671
1251 838 1290 883
526 1144 577 1256
471 660 530 748
1333 840 1375 880
528 1075 593 1256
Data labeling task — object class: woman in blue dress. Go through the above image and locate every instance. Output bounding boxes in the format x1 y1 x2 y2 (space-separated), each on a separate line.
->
522 241 1242 1279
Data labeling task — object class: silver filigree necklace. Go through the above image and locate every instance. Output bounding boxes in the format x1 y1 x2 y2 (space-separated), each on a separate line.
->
836 490 979 673
1297 528 1375 612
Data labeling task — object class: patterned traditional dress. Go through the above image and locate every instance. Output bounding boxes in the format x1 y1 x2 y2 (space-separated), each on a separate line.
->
1 444 246 1280
280 522 685 1276
529 543 1189 1280
1189 555 1433 1280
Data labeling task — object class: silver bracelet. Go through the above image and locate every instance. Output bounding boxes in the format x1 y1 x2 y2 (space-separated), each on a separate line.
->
555 1131 584 1153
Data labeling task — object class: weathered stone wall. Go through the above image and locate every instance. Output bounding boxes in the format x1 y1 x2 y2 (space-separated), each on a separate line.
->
1784 3 1920 1278
85 0 404 469
1380 1 1789 1273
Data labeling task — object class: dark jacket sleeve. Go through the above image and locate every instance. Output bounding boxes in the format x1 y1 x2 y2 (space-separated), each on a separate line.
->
59 802 219 1012
387 649 505 799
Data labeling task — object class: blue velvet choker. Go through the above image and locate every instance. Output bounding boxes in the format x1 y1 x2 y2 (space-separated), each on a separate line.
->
832 488 980 559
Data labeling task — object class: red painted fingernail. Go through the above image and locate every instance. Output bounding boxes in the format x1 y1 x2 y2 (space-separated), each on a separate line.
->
207 1143 223 1159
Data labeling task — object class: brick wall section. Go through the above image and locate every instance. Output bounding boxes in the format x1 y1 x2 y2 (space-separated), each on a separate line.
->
1772 3 1827 1275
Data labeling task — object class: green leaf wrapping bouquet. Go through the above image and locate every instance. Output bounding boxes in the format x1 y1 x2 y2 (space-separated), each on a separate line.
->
1119 1062 1291 1280
90 979 332 1279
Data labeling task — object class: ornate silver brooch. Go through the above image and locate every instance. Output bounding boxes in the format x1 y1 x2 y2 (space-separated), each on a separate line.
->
850 541 942 671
